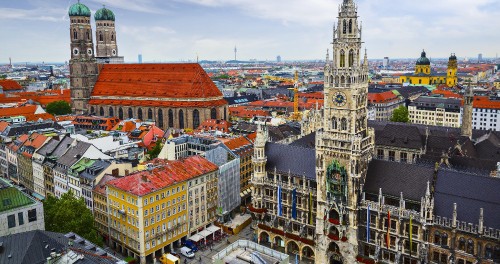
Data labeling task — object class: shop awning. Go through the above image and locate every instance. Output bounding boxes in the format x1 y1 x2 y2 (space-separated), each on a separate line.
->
199 229 213 238
188 234 204 242
206 225 221 233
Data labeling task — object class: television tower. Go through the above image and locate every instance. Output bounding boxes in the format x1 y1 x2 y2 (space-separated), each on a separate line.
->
234 46 237 61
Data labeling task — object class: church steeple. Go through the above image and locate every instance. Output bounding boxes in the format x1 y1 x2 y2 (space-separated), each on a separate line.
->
461 83 474 138
315 0 374 263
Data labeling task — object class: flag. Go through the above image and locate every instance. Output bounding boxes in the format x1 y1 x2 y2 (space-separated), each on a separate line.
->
292 188 297 219
366 204 370 243
309 192 312 225
386 210 391 248
409 214 413 256
277 185 282 216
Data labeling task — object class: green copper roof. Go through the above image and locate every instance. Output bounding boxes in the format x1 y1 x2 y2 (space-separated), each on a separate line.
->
416 50 430 66
0 186 35 213
95 6 115 21
69 1 91 17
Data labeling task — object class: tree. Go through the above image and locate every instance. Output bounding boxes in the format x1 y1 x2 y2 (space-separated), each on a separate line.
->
390 105 410 123
146 140 163 160
46 100 72 115
43 191 102 246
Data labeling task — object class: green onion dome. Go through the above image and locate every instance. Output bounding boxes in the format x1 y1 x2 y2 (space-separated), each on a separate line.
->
68 1 91 17
416 50 430 66
95 6 115 21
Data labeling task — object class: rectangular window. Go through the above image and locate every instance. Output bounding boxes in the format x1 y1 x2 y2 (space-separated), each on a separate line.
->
8 214 16 228
388 151 395 161
377 149 384 159
28 209 37 222
400 152 408 163
18 212 24 225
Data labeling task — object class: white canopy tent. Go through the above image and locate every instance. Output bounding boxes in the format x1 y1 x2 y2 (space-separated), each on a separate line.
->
188 234 204 243
206 225 221 233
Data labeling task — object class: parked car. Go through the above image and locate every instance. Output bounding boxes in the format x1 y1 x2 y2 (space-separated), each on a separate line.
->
180 247 195 259
183 240 198 252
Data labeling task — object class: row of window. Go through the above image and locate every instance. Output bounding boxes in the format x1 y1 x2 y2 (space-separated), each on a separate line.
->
7 209 37 228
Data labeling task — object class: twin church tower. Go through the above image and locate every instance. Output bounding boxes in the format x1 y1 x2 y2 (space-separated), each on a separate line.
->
68 2 122 113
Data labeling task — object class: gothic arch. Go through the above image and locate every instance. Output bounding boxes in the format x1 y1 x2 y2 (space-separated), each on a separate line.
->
348 50 354 67
118 107 123 119
109 107 114 117
137 108 143 120
179 109 185 129
158 109 164 128
86 30 90 40
332 117 337 130
342 19 347 34
99 107 104 116
330 75 334 85
111 33 114 41
193 109 200 128
90 106 95 114
128 108 133 119
73 29 78 40
286 241 299 255
340 50 346 68
259 231 270 243
168 109 174 128
301 245 315 260
210 108 217 119
99 32 103 41
329 209 340 220
349 19 353 34
148 108 153 120
335 76 339 85
347 76 351 84
341 118 347 130
273 235 284 248
340 76 345 85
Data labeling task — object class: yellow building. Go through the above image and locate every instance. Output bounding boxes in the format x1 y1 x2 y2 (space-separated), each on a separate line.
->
106 156 219 264
400 51 457 87
494 79 500 89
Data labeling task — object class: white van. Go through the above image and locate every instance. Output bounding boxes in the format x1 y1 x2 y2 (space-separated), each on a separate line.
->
180 246 195 258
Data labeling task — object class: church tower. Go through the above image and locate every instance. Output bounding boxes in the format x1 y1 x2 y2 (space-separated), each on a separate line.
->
447 53 458 87
461 83 473 138
69 1 98 114
94 6 119 59
315 0 374 263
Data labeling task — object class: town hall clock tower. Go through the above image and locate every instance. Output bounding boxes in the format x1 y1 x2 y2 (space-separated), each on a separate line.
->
315 0 374 263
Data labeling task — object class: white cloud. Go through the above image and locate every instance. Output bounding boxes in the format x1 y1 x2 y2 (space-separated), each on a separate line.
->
0 7 67 22
88 0 163 14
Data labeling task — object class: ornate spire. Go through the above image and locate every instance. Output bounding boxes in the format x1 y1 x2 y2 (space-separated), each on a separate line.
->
326 49 330 63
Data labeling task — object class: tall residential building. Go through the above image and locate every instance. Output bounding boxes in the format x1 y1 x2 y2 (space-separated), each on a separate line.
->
471 96 500 132
408 96 462 128
68 2 99 114
105 155 218 264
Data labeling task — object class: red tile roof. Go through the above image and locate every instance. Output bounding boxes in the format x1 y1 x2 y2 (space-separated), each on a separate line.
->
0 121 9 132
107 155 218 196
91 63 223 100
0 105 38 118
368 91 400 104
223 136 253 151
0 80 22 91
198 119 232 133
471 96 500 109
88 98 227 108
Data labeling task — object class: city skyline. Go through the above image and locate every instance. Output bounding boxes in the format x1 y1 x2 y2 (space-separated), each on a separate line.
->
0 0 499 63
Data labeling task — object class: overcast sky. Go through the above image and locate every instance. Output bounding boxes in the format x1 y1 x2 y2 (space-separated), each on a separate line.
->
1 0 499 63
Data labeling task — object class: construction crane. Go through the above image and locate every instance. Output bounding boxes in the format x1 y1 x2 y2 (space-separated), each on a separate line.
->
288 71 302 121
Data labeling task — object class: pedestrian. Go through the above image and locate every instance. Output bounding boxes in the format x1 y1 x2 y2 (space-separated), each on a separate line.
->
199 256 202 262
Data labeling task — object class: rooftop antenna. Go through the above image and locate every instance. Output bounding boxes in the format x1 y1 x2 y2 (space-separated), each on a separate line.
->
234 45 237 61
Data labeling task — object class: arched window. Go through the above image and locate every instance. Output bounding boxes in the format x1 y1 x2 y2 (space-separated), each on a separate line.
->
158 109 164 128
138 108 143 120
211 108 217 119
148 108 153 120
466 239 474 254
99 32 103 41
441 233 448 246
99 107 104 116
193 109 200 128
73 29 78 40
342 20 347 34
168 109 174 128
224 107 227 120
90 106 95 114
179 110 185 129
109 107 114 117
128 108 133 118
434 231 441 244
484 244 492 259
340 76 345 84
458 238 466 251
86 31 90 40
349 50 354 67
340 50 345 68
349 19 353 33
111 34 114 41
341 118 347 130
118 108 123 119
331 118 337 130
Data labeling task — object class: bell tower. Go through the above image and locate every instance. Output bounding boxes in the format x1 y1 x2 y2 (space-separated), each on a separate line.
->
315 0 374 263
94 6 119 58
69 1 98 114
461 83 473 138
447 53 458 87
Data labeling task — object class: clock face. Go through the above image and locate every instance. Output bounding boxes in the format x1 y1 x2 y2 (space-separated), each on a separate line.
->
334 92 347 107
